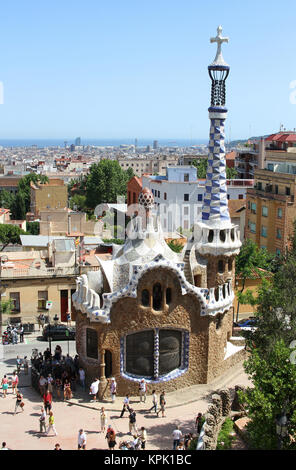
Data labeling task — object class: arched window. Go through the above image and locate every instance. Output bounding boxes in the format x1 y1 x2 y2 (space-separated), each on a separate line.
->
153 283 162 311
166 288 172 305
218 260 224 273
141 289 150 307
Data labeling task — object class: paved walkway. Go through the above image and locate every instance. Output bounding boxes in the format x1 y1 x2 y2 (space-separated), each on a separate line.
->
0 357 251 450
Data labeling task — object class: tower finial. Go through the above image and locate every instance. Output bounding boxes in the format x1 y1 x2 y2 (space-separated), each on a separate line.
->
210 25 229 67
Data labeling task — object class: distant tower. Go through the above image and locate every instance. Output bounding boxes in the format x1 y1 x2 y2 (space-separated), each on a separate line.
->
135 138 138 149
64 141 68 148
75 137 81 146
153 140 158 150
194 26 241 282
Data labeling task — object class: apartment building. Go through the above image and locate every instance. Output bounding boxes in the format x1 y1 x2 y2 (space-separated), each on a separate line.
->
118 154 179 177
245 168 296 255
30 179 68 217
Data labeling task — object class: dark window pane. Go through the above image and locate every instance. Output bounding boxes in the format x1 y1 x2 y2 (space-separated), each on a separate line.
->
153 283 162 311
86 328 98 359
166 288 172 305
141 289 150 307
159 330 181 375
126 330 154 377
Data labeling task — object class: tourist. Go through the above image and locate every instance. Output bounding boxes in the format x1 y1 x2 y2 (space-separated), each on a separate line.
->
157 391 166 417
110 377 117 403
78 429 87 450
1 442 8 450
139 378 147 403
119 394 130 418
177 440 185 450
16 356 22 374
139 426 147 450
43 388 52 414
54 377 62 399
14 392 24 415
63 379 72 400
105 425 116 450
11 372 19 395
74 355 80 374
47 374 54 393
39 407 47 433
195 412 203 434
46 411 58 436
130 434 140 450
100 407 108 433
19 324 24 343
128 408 138 435
149 389 157 413
78 367 85 391
23 356 29 375
89 378 100 402
12 327 18 345
1 375 9 398
184 433 193 450
39 375 47 396
172 425 182 450
54 443 62 450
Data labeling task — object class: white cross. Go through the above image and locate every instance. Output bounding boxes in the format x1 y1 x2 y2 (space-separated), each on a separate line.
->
210 26 229 66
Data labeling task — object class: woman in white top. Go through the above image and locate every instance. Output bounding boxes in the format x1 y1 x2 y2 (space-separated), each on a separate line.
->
89 378 100 401
100 407 108 433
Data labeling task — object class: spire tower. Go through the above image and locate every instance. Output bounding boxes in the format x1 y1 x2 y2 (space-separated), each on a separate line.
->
194 26 241 256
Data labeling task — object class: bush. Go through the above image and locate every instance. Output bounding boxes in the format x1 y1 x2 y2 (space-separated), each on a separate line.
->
216 418 236 450
166 240 184 253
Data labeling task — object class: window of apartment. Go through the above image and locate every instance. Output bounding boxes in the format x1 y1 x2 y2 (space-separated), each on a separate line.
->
251 202 256 214
10 292 20 312
184 173 189 182
257 182 262 191
158 191 160 198
262 206 268 217
261 226 267 238
276 228 282 239
277 208 283 218
238 194 244 200
38 291 48 310
184 206 189 216
86 328 98 359
164 192 167 200
184 220 189 230
227 194 230 200
275 185 279 194
267 163 274 171
198 194 203 202
184 194 189 202
286 187 291 196
249 222 256 233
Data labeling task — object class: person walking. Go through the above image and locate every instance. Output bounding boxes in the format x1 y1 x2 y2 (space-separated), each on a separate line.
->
11 372 19 395
110 377 117 403
47 374 54 394
172 425 182 450
54 377 62 400
77 429 87 450
119 394 130 418
1 376 9 398
139 378 147 403
39 375 47 396
89 378 100 402
195 412 203 435
100 407 108 433
157 391 166 417
46 411 58 436
128 408 138 435
139 426 147 450
43 389 52 415
12 328 18 345
16 356 22 374
149 390 157 413
39 407 47 433
14 392 24 415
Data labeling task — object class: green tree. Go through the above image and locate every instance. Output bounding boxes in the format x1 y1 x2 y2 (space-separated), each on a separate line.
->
240 340 296 450
26 221 40 235
0 224 26 251
69 194 87 211
226 167 238 179
0 190 15 210
17 173 49 213
10 192 26 220
85 160 133 209
192 158 208 179
235 240 275 321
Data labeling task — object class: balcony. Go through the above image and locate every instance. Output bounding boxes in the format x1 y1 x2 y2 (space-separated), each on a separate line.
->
247 187 295 203
0 264 99 279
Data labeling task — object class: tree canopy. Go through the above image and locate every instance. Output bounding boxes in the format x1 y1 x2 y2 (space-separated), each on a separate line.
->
0 224 26 251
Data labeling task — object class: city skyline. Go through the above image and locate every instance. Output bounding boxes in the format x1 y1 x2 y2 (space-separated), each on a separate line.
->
0 0 295 140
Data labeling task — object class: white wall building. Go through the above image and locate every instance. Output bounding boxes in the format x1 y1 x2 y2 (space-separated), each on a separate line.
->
141 166 253 232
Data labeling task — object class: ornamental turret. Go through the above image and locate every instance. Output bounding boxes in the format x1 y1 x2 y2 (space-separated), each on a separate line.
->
194 26 241 257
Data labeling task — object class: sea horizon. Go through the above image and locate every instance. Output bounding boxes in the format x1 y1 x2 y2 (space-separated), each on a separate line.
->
0 138 208 148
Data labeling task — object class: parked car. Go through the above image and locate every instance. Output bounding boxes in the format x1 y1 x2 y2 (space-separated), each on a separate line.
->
42 324 75 341
234 317 258 332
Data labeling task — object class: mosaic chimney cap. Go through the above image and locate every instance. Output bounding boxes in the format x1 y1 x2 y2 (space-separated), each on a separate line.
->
138 187 154 210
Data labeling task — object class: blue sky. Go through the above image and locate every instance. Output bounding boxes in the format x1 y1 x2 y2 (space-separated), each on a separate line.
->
0 0 295 140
